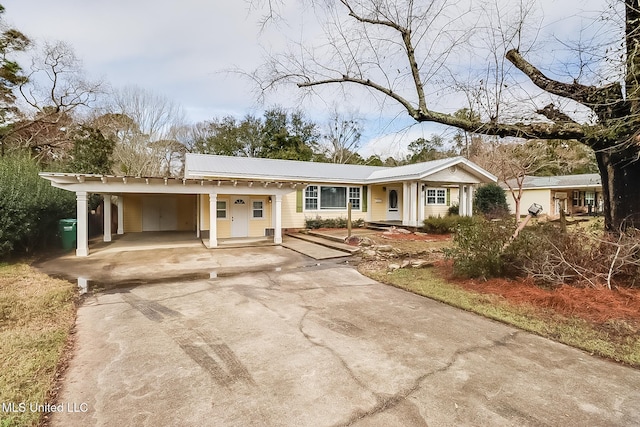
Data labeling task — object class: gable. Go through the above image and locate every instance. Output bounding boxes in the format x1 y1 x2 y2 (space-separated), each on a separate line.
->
423 166 487 184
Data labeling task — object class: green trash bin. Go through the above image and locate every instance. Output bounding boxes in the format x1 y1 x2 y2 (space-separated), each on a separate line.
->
58 219 78 251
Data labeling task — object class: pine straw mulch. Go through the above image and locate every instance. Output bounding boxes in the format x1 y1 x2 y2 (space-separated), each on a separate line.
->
362 229 640 330
437 260 640 327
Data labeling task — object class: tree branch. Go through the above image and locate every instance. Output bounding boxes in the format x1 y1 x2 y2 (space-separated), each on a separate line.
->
298 75 420 119
506 49 625 118
337 1 428 115
298 74 594 141
536 104 577 123
415 108 590 140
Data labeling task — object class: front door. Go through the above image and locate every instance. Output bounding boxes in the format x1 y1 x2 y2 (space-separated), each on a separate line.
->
231 197 249 237
387 187 401 221
555 198 567 216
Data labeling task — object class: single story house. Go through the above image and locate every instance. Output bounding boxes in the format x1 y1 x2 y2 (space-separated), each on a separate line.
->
502 173 602 218
40 154 496 256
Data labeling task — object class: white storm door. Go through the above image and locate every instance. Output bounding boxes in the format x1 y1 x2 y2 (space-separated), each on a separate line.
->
231 198 249 237
387 188 401 221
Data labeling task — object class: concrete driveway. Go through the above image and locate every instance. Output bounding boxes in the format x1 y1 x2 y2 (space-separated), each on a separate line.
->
41 244 640 426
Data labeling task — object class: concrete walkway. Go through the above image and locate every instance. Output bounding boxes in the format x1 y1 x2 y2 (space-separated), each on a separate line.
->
282 235 352 259
39 245 640 427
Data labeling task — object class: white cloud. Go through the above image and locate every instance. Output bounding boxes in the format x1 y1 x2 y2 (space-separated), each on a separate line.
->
3 0 283 120
359 121 455 159
1 0 619 149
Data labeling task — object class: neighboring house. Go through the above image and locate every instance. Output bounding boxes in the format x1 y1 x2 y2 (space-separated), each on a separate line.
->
40 154 496 256
502 174 602 218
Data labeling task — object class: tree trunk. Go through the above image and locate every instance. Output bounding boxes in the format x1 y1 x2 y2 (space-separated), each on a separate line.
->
595 145 640 231
514 196 521 224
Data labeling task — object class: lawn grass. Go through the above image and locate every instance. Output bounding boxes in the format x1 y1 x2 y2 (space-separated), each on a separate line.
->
0 263 76 427
362 266 640 368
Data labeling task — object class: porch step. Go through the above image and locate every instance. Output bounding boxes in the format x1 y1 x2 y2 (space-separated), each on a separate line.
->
285 232 359 254
305 230 347 244
365 224 392 231
365 222 421 232
282 237 351 260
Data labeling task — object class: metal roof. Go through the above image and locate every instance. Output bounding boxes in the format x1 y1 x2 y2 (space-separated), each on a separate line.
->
185 153 384 183
366 156 497 183
504 174 601 189
184 153 496 184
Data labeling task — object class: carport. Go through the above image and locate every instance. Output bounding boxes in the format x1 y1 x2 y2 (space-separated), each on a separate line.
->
39 173 298 256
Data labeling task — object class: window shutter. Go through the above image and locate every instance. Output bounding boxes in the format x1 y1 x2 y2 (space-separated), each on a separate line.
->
446 188 451 206
362 186 368 212
296 189 303 213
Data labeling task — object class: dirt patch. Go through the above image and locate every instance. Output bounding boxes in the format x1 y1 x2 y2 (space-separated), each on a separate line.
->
378 231 451 242
367 231 452 255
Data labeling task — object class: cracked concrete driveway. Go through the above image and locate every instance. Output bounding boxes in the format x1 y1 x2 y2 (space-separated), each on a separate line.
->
45 246 640 426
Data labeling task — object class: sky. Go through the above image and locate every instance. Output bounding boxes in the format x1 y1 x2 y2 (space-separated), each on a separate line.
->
2 0 612 159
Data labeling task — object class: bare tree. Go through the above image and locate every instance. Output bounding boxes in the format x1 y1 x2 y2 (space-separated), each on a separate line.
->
108 85 185 141
20 41 102 115
485 140 553 222
5 41 104 162
322 108 363 163
251 0 640 231
102 86 186 176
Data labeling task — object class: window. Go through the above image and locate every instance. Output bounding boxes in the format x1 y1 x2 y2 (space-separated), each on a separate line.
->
304 185 362 210
321 186 347 209
349 187 360 209
426 188 446 205
252 200 264 218
573 191 581 207
585 191 595 206
216 201 227 219
389 189 399 210
305 186 318 210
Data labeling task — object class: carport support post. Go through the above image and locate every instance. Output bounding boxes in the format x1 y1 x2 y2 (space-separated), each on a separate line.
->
274 194 282 244
466 185 474 216
76 191 89 257
208 193 217 248
116 196 124 234
195 195 201 238
103 194 112 242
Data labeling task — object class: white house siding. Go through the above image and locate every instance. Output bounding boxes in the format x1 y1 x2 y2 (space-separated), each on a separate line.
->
426 167 484 184
248 196 273 237
422 187 460 218
370 185 387 221
199 194 271 238
506 188 552 217
282 187 369 229
175 195 197 231
281 192 305 229
200 194 232 237
123 194 143 232
424 204 450 217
